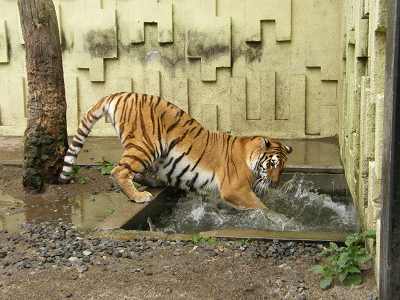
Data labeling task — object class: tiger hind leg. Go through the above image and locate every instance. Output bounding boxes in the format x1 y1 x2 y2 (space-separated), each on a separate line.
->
133 173 165 188
111 153 154 203
132 163 165 188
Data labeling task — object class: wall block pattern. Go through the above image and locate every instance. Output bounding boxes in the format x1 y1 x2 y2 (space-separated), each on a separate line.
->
0 0 342 138
75 1 118 82
186 15 231 82
0 19 8 63
128 0 173 44
245 0 291 42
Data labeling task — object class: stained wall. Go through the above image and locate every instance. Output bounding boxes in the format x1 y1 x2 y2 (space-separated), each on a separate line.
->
0 0 342 138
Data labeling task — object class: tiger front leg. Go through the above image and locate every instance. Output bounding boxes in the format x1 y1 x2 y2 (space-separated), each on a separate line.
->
111 165 153 203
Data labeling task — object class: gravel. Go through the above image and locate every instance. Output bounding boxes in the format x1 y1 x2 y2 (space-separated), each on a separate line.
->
0 221 325 274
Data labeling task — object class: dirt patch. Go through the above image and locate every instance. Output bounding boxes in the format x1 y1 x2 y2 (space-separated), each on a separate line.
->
0 224 377 300
0 165 114 201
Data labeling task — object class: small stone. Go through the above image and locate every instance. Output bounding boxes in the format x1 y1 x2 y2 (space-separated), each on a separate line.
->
144 270 153 276
295 294 306 300
200 248 218 257
130 267 143 273
112 250 122 258
65 292 73 298
68 256 79 262
77 265 88 273
173 250 182 256
82 250 92 256
0 251 7 259
69 274 79 280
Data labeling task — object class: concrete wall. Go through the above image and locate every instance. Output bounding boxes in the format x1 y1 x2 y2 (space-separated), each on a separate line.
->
0 0 342 138
340 0 387 281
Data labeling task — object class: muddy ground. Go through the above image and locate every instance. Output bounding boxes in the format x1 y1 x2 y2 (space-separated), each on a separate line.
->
0 166 377 300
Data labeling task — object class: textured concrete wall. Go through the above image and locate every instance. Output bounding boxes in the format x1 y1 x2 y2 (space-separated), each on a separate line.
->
340 0 387 282
0 0 342 138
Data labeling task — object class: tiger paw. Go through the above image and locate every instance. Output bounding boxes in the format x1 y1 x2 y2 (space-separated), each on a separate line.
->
131 191 153 203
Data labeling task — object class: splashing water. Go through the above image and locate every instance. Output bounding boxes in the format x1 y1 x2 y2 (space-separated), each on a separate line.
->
154 174 358 234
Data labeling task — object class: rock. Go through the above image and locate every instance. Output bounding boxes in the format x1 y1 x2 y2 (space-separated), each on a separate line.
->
82 250 92 256
173 249 182 256
15 260 32 269
77 265 88 273
0 251 7 259
127 252 138 260
68 257 81 265
200 248 218 257
130 267 143 273
112 250 122 258
69 273 79 280
295 294 306 300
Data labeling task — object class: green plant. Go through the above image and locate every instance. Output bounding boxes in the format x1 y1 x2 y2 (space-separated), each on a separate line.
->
77 176 88 184
105 207 115 215
238 239 251 247
191 234 217 246
311 230 376 289
98 160 115 176
71 165 88 184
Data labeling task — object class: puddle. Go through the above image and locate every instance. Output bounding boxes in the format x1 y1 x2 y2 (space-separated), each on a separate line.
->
1 173 358 236
142 174 358 234
0 191 128 233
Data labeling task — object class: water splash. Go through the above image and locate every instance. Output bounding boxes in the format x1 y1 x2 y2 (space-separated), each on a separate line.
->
154 174 358 234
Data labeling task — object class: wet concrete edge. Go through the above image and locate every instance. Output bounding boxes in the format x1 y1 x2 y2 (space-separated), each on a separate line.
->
94 228 347 242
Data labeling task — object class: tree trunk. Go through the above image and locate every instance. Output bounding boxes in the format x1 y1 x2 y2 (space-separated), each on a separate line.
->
18 0 68 192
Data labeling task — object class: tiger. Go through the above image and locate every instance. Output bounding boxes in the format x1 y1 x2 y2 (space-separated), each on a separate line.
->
59 92 292 209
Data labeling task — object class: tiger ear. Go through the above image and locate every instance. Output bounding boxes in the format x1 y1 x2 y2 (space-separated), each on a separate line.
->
284 145 293 153
262 138 271 148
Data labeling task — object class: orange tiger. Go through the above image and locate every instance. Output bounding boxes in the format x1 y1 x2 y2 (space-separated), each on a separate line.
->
59 92 292 209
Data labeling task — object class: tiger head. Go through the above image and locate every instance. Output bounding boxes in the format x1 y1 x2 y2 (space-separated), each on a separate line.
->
250 137 292 193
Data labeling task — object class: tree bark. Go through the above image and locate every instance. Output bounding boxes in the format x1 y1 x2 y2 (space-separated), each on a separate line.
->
18 0 68 192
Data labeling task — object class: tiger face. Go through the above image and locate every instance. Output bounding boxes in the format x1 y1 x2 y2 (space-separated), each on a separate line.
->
252 138 292 194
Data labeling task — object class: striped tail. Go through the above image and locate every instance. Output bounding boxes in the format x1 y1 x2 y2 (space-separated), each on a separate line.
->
59 97 109 183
